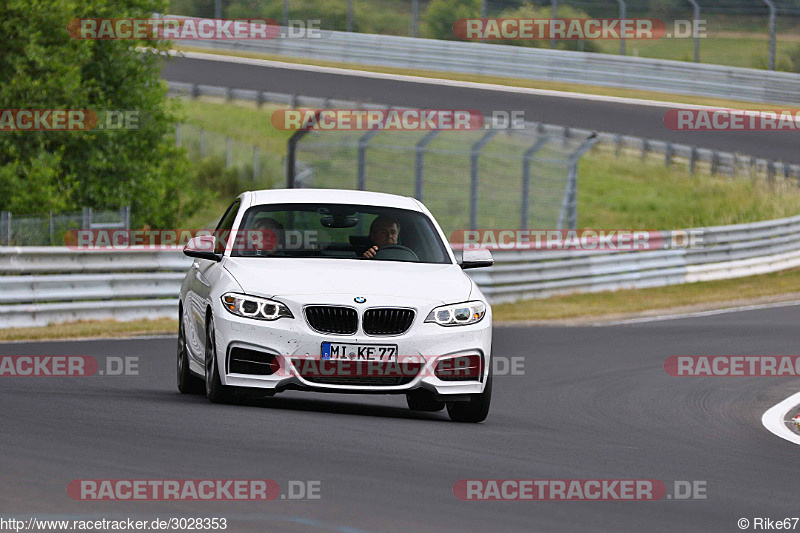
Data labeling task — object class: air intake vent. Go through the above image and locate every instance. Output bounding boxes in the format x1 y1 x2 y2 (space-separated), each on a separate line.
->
228 347 279 375
305 306 358 335
363 308 415 335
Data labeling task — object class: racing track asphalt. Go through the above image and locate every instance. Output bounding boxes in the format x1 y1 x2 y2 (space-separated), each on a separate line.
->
2 305 799 532
160 55 800 164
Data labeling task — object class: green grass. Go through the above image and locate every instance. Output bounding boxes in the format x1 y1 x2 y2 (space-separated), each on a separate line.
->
175 98 800 233
493 267 800 322
0 318 178 342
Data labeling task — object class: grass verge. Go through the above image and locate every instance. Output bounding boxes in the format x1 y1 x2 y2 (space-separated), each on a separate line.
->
492 268 800 322
0 318 178 342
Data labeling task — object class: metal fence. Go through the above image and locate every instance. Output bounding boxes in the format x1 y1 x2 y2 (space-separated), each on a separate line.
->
2 212 800 326
170 2 800 70
168 82 800 223
0 207 130 247
174 24 800 104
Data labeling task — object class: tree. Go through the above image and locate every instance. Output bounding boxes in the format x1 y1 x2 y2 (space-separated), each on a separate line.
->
0 0 199 227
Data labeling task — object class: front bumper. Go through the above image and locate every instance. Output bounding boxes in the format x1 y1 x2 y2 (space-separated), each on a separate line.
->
213 299 492 396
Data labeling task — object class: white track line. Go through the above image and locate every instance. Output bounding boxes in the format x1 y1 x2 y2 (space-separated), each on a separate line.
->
762 391 800 446
168 49 755 112
602 300 800 325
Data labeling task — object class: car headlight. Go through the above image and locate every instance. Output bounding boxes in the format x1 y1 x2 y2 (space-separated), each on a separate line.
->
424 301 486 326
220 293 293 321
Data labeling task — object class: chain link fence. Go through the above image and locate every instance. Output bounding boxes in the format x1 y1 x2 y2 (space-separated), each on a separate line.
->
0 207 130 247
291 126 596 235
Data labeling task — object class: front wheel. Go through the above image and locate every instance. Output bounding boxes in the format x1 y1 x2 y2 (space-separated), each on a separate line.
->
177 312 203 394
446 368 492 423
205 315 234 404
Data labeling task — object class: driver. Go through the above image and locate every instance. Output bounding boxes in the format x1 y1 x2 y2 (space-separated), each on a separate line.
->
251 217 284 253
362 216 400 258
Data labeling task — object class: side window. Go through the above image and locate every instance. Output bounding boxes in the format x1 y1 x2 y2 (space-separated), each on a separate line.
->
214 200 240 254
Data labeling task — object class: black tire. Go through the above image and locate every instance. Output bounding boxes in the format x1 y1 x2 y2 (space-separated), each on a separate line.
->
446 367 492 423
177 310 203 394
205 315 234 404
406 389 445 412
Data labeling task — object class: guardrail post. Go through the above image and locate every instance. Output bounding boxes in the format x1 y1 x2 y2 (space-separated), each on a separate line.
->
616 0 627 55
687 0 701 62
470 130 499 230
711 151 719 175
415 130 440 201
0 211 10 246
615 134 622 157
357 128 383 190
559 132 598 229
763 0 776 70
641 138 649 160
665 142 673 166
521 135 551 229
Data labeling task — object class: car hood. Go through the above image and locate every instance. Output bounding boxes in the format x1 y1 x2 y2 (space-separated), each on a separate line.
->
223 257 472 305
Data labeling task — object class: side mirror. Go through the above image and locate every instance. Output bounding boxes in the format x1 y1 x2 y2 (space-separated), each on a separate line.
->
184 235 221 262
460 248 493 269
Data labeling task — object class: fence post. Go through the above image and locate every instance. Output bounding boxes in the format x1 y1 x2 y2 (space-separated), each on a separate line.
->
550 0 557 49
687 0 700 62
123 206 131 230
214 0 221 19
559 133 598 230
521 135 551 229
689 146 697 174
200 128 206 157
283 0 289 26
175 123 181 147
414 130 440 201
286 111 322 188
665 142 673 166
1 211 10 246
49 210 54 245
616 0 626 55
82 207 91 229
225 137 232 169
357 128 383 191
763 0 776 71
470 130 499 230
412 0 419 37
347 0 353 32
253 146 259 183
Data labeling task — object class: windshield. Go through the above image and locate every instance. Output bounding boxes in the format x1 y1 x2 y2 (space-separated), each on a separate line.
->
231 203 451 264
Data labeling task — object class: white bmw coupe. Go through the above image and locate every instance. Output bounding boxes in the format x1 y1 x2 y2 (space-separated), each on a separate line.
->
177 189 494 422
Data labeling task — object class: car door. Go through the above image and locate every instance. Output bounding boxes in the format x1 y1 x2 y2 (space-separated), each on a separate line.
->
187 200 241 366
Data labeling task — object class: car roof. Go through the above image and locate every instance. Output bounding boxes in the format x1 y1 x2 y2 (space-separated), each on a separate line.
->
245 188 423 212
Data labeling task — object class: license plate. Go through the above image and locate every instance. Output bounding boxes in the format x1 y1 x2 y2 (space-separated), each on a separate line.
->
321 342 398 361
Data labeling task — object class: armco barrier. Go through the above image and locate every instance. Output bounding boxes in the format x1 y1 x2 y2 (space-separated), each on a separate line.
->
170 21 800 105
2 214 800 326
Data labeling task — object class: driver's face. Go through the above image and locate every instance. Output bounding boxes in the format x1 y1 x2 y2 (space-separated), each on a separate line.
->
371 223 399 247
